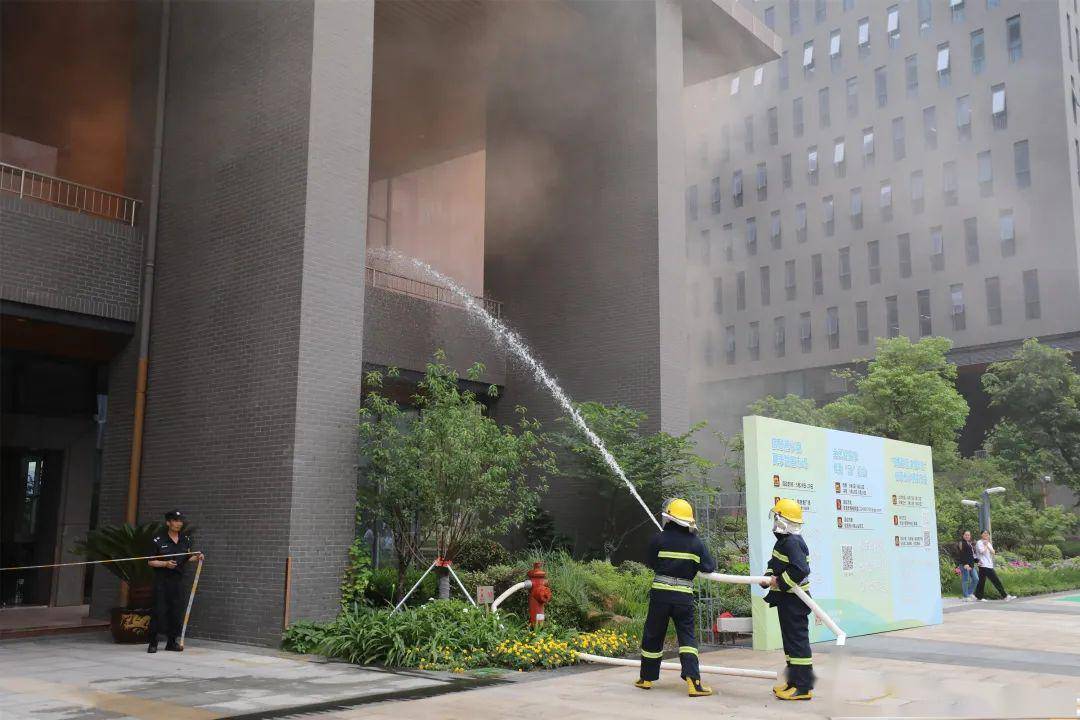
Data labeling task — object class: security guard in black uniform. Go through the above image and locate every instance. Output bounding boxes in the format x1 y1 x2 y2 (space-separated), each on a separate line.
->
147 510 200 653
636 498 716 697
761 498 814 700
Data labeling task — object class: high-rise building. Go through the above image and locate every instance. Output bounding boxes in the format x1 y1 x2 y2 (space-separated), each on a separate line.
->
685 0 1080 464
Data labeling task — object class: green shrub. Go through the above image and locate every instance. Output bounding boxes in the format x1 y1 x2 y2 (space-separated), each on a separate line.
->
340 538 373 608
454 538 511 571
1022 544 1064 562
282 620 330 655
941 558 1080 597
1058 538 1080 558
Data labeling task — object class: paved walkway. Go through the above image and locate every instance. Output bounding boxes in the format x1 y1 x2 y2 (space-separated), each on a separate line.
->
1 592 1077 720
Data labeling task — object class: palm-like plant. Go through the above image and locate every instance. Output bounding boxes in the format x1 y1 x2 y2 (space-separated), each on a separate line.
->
73 522 166 587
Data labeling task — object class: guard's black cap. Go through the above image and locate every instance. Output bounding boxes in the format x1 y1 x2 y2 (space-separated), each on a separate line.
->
164 510 185 521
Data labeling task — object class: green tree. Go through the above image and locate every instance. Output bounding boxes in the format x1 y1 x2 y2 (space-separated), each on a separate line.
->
552 402 712 559
981 339 1080 497
716 394 832 478
359 352 556 600
822 337 969 466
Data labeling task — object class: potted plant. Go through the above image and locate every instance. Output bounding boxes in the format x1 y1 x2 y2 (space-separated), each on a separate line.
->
74 523 164 643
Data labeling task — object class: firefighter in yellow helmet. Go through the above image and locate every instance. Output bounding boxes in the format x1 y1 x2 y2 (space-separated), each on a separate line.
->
761 498 814 700
635 498 716 696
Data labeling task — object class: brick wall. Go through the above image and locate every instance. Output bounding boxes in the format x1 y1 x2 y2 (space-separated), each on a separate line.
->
0 194 143 322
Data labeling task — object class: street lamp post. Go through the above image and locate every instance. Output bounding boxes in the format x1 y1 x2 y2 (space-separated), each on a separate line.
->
1041 475 1052 510
961 487 1006 534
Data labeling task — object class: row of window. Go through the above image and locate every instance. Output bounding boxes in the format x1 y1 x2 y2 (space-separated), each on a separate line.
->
723 79 1009 164
702 270 1041 365
739 10 1020 95
701 214 1017 314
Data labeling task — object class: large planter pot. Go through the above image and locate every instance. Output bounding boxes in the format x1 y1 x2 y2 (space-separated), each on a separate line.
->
110 606 152 644
129 582 154 608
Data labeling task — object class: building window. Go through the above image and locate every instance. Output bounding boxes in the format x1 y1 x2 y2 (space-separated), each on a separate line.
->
898 233 912 278
770 211 782 249
764 5 776 30
815 0 827 24
796 203 808 242
774 316 786 357
976 150 993 196
875 66 888 107
917 289 932 336
800 312 812 353
905 54 919 96
779 51 789 90
823 195 835 236
785 259 797 300
1073 89 1078 125
1000 209 1015 256
956 95 972 141
886 295 900 337
807 145 818 183
812 253 824 295
887 5 900 46
992 84 1007 129
768 106 779 145
931 226 945 271
736 272 746 310
1023 269 1040 319
725 325 736 364
757 162 768 201
782 154 793 188
971 29 985 74
964 217 980 265
746 217 758 255
850 187 862 229
858 17 870 56
754 66 765 87
919 0 932 33
793 97 805 137
830 29 842 71
819 86 831 128
844 0 855 10
910 170 925 214
986 276 1002 325
1076 140 1080 186
711 176 722 214
700 229 712 263
923 106 937 149
723 223 734 261
839 246 852 289
714 277 723 315
863 127 875 165
749 322 761 360
846 76 858 117
892 117 906 160
803 40 815 72
745 115 755 152
856 300 870 345
868 239 881 284
834 138 846 177
1014 139 1030 188
880 179 893 221
730 75 740 95
937 43 951 87
826 306 840 349
732 169 743 207
760 266 771 306
943 161 958 206
1007 14 1022 62
686 185 698 221
951 0 965 23
721 125 731 162
951 283 966 331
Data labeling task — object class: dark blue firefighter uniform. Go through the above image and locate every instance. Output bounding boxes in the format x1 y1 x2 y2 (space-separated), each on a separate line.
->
638 525 716 681
764 532 814 690
148 532 193 648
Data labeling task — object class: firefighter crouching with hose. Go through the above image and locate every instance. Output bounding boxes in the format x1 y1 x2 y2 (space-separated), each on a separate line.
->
635 498 716 697
761 498 814 701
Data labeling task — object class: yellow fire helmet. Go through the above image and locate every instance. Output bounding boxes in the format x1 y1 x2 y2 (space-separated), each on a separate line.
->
770 497 804 534
662 498 697 530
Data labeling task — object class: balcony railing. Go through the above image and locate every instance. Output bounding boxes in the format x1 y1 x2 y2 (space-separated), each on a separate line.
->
366 266 501 318
0 162 139 226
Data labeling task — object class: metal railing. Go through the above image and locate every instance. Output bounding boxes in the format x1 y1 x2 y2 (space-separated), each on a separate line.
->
0 162 140 226
366 266 501 318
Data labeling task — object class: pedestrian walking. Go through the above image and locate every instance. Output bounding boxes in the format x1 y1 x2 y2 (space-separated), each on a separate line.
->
147 510 202 652
974 530 1016 602
956 530 979 602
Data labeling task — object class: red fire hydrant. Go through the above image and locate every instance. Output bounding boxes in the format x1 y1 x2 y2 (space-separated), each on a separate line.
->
526 561 551 627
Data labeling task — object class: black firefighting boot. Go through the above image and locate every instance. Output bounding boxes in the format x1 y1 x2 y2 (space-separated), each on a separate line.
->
165 637 183 651
685 677 713 697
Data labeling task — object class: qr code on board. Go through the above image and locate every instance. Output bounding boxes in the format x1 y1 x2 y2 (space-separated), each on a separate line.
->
923 530 931 546
841 544 854 571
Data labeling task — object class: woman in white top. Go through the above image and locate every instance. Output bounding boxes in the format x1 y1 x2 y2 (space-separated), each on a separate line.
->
974 530 1016 601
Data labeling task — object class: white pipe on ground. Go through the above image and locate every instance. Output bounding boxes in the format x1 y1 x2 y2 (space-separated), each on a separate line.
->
491 580 531 612
576 652 776 680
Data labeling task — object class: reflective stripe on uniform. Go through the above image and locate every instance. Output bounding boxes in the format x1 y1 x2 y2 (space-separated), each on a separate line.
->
653 574 694 587
658 550 701 563
772 549 789 562
652 582 694 594
640 648 664 659
780 570 810 592
678 646 699 656
788 657 813 665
